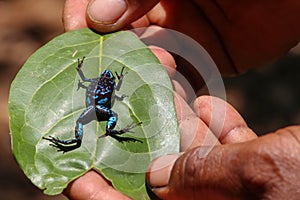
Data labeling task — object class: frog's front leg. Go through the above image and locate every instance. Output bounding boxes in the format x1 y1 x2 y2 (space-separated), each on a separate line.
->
115 66 127 91
77 80 87 91
114 94 127 101
76 57 94 83
43 106 96 152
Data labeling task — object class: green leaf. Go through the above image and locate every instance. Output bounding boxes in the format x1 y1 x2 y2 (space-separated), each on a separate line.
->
9 29 179 199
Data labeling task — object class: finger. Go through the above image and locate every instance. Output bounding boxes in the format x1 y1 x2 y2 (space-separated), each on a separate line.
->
174 93 220 151
148 45 176 78
149 46 218 150
148 46 189 100
86 0 159 32
64 170 130 200
172 80 187 102
63 0 89 31
194 95 257 144
148 45 187 100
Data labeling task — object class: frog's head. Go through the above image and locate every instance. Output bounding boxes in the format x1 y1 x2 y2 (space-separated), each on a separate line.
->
100 69 115 81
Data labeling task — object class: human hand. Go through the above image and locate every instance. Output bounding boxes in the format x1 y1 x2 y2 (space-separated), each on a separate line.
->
64 91 300 199
62 1 300 199
147 95 300 199
64 0 300 75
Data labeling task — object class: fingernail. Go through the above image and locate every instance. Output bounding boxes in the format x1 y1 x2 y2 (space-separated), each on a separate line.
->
88 0 127 24
146 154 179 188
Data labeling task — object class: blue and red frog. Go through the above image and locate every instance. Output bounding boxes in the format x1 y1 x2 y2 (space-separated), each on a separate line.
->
43 57 141 152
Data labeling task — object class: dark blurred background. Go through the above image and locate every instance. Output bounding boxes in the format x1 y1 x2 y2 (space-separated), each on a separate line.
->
0 0 65 199
0 0 299 199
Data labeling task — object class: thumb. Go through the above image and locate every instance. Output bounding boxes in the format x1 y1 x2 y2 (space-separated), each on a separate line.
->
146 144 245 200
147 127 300 199
86 0 159 32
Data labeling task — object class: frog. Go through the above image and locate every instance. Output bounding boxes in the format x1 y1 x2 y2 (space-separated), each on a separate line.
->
43 57 141 152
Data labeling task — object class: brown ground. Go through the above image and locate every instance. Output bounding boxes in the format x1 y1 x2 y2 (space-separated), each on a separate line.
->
0 0 300 200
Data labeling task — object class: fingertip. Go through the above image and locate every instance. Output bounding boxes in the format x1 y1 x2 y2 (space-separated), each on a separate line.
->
87 0 127 32
194 95 257 143
64 170 130 200
146 154 180 199
86 0 159 32
64 171 102 199
147 154 179 187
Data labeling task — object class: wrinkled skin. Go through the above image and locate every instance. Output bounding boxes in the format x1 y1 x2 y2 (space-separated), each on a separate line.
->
62 0 300 199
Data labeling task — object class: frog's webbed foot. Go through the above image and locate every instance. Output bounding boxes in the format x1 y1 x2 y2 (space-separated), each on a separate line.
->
43 136 81 153
115 66 128 80
100 122 143 143
76 56 85 71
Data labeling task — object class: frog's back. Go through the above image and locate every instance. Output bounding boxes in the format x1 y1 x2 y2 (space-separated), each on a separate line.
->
85 71 116 108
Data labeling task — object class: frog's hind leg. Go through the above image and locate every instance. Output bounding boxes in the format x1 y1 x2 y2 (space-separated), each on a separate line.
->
43 106 97 152
104 122 143 143
96 106 142 143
